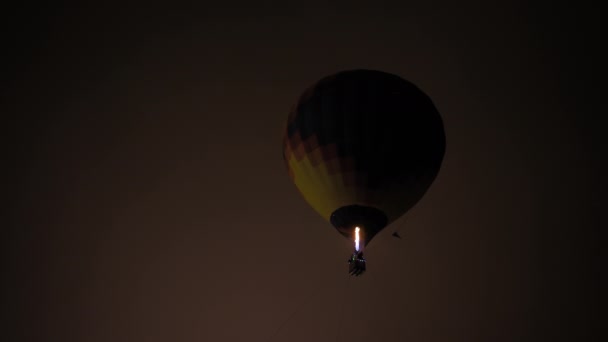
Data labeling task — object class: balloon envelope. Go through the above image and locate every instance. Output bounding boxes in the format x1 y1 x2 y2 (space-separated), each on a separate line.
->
283 69 446 245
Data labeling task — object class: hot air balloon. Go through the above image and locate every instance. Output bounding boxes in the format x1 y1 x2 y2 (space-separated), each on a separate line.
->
282 69 446 275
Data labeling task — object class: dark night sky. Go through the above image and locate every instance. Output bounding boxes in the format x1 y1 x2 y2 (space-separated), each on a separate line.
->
3 1 603 341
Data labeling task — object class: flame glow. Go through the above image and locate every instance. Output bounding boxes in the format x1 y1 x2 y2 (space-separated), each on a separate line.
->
355 227 360 251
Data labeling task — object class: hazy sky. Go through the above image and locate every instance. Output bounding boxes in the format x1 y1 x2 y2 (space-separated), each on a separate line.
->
4 2 602 341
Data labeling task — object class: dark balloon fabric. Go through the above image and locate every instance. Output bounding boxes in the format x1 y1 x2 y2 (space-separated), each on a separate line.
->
283 69 446 245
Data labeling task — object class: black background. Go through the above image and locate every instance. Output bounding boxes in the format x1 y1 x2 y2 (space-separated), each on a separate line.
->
4 1 603 341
